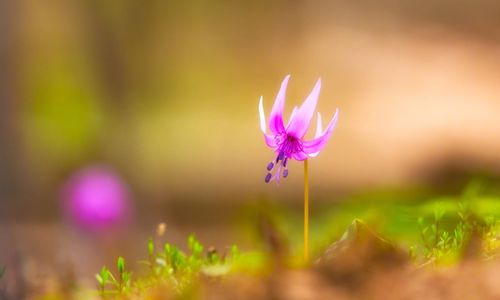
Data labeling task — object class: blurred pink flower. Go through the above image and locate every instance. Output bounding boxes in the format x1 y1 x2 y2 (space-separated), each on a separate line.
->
259 75 339 183
62 166 132 231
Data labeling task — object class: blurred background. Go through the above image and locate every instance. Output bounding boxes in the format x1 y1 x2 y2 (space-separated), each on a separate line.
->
1 0 500 292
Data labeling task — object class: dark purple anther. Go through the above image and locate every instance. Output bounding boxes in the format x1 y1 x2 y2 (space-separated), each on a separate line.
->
277 151 285 161
267 162 274 171
264 173 272 183
283 169 289 178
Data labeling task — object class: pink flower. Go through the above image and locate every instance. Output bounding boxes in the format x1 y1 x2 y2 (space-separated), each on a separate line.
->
62 166 132 231
259 75 339 183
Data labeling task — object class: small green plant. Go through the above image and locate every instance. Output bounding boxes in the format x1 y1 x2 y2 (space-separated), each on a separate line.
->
418 207 460 262
417 198 499 264
96 233 241 298
482 216 500 259
116 257 132 294
95 266 112 297
95 257 132 298
0 266 5 279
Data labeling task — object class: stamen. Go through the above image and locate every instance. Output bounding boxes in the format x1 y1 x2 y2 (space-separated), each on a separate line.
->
264 173 272 183
277 151 285 161
265 140 298 183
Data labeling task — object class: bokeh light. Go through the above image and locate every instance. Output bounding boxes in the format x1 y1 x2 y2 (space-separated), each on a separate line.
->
61 166 132 232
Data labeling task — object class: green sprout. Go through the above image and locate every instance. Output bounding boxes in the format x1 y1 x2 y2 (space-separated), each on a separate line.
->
95 266 113 297
116 257 132 294
415 193 500 265
96 231 242 298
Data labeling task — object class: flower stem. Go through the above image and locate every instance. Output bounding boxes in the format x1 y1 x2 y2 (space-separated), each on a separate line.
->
304 159 309 263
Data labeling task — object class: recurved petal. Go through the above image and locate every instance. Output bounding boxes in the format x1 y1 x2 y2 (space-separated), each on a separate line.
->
269 75 290 134
292 151 309 161
308 151 320 158
264 134 277 148
286 78 321 138
308 112 323 157
303 108 339 155
314 112 323 138
286 106 299 128
258 96 267 133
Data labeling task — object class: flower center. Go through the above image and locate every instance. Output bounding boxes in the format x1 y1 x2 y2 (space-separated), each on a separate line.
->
278 135 303 156
264 133 302 183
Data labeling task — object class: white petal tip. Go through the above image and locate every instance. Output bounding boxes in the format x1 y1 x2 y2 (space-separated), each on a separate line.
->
330 108 340 131
315 112 323 138
258 96 266 133
309 152 320 158
282 75 291 84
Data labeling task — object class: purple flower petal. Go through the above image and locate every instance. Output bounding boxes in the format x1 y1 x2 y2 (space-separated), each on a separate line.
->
314 112 323 138
286 106 299 128
292 151 309 161
268 75 290 134
286 78 321 138
303 108 339 155
308 112 323 157
264 134 277 148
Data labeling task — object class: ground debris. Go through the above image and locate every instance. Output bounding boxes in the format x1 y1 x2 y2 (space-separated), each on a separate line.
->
316 219 409 273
